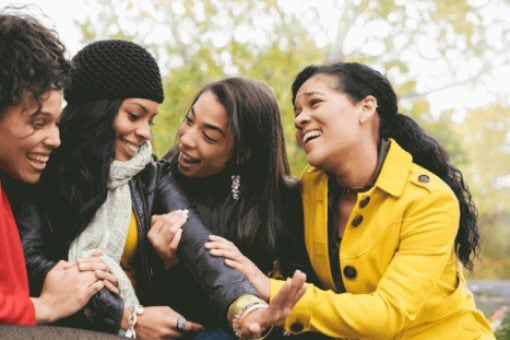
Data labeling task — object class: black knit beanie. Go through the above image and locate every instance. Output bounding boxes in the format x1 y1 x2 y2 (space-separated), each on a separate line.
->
64 39 164 103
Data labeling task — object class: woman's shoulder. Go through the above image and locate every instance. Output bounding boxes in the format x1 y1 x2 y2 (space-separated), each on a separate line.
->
408 162 456 198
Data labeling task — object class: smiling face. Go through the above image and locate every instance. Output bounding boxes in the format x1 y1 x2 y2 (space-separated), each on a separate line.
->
0 90 62 184
177 90 234 178
294 74 365 172
113 98 159 161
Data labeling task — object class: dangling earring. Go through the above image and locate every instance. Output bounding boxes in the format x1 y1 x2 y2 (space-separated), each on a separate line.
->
231 175 240 200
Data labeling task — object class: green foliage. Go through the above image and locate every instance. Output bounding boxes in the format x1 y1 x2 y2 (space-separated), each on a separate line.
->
457 104 510 279
496 313 510 340
75 0 510 278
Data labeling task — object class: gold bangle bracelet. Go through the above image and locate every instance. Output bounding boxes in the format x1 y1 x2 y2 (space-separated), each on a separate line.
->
227 294 266 323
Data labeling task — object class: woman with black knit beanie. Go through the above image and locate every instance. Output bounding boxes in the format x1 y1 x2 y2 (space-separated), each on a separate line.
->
215 62 495 339
11 39 305 338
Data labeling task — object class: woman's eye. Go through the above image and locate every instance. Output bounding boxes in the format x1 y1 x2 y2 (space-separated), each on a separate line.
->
184 115 193 125
203 133 217 143
30 117 45 129
128 112 139 121
310 99 322 107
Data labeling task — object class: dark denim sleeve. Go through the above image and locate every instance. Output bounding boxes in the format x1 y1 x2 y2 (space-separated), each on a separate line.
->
152 163 258 319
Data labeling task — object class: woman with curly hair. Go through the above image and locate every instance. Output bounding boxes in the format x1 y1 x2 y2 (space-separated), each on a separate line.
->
0 7 111 325
214 61 495 338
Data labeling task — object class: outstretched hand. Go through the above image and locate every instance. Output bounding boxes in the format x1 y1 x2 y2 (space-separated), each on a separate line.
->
238 270 307 339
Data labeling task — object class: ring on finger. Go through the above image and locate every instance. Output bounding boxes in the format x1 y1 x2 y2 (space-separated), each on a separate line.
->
176 316 186 331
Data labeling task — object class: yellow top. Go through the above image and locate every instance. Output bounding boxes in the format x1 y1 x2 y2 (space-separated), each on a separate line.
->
121 211 138 288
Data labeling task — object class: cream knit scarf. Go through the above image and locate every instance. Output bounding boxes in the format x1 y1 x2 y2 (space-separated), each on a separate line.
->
68 141 152 308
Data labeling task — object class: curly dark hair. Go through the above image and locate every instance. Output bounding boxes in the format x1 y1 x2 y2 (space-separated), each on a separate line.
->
292 62 480 270
0 6 70 116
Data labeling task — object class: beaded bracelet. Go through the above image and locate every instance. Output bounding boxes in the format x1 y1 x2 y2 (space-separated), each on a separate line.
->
124 305 144 339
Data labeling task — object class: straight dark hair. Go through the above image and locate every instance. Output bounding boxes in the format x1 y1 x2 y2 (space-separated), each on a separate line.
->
291 62 479 270
165 77 293 257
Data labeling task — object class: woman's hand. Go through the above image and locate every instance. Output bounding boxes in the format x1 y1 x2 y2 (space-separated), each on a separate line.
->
205 234 270 300
148 210 188 269
238 270 307 339
32 260 105 324
76 250 119 294
129 306 203 339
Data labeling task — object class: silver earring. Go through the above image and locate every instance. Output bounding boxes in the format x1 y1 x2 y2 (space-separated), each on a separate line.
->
231 175 240 200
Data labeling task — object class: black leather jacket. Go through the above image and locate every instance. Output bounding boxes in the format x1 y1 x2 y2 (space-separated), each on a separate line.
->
3 162 257 333
162 167 317 332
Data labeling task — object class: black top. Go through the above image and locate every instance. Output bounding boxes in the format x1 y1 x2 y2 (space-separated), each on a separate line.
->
3 162 258 333
163 165 315 330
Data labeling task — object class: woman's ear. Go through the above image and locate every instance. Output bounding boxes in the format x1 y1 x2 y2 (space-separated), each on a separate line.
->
358 95 378 124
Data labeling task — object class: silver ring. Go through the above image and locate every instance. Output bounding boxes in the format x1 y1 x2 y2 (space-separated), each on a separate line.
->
176 316 186 331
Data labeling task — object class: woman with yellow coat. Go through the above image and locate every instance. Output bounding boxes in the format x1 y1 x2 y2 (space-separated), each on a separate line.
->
207 62 495 339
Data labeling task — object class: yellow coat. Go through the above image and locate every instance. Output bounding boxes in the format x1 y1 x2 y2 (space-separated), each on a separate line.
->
270 140 494 339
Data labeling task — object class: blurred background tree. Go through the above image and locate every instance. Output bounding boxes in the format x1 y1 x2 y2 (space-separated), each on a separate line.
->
73 0 510 282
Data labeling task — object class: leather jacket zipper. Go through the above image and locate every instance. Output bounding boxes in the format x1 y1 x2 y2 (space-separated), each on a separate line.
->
132 178 157 302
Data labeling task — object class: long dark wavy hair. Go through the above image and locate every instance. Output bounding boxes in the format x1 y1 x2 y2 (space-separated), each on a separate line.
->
38 99 120 237
165 76 293 258
0 7 70 116
291 62 479 270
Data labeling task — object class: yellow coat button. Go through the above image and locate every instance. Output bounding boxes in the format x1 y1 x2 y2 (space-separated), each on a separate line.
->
351 215 363 227
359 196 370 208
290 322 304 332
343 265 357 279
418 174 430 183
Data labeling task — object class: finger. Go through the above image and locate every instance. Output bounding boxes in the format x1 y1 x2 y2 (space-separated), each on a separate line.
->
78 256 107 266
164 220 183 242
171 211 188 230
169 228 182 250
209 248 240 259
208 234 233 245
150 214 166 234
224 258 245 272
179 209 189 226
247 322 262 336
183 321 204 332
95 270 119 287
275 272 307 311
84 280 105 299
78 261 110 272
78 257 104 264
162 211 187 237
103 279 120 295
204 240 238 252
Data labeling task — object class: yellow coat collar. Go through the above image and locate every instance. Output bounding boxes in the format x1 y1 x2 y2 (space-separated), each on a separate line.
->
303 138 412 198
